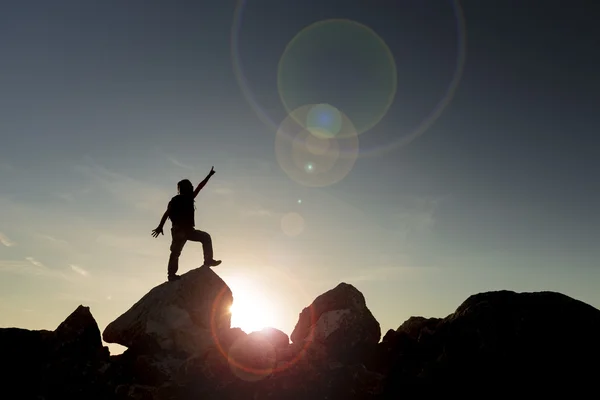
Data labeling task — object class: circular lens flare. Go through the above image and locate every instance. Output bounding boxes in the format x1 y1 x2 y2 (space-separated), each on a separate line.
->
275 104 359 187
281 212 305 236
277 19 397 136
306 103 342 137
231 1 467 157
304 130 332 155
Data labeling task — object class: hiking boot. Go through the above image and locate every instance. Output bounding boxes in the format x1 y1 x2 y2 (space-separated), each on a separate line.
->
203 259 222 267
168 274 181 282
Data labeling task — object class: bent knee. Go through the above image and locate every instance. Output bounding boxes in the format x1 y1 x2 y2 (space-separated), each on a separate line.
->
194 230 211 240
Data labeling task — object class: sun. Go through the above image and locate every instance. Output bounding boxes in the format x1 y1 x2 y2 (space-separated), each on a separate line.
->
230 289 276 333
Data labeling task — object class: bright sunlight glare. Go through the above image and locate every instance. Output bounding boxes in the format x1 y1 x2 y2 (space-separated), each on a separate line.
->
228 276 278 334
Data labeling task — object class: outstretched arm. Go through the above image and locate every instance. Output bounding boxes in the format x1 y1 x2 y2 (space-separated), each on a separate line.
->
152 207 170 238
193 166 215 198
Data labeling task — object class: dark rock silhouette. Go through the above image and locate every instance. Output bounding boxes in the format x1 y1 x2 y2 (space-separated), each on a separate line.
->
291 282 381 363
0 305 110 399
254 327 290 349
366 290 600 392
2 268 600 399
103 266 232 354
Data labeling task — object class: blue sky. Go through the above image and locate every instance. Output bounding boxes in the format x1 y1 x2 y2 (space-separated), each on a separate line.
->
1 0 599 353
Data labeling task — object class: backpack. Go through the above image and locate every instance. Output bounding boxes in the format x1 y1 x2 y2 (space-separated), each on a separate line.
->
168 195 195 227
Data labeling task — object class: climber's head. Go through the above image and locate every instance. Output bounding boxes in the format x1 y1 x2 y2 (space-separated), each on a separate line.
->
177 179 193 196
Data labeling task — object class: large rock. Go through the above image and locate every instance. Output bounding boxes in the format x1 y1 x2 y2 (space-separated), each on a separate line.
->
396 316 441 341
163 333 385 400
0 305 110 400
251 327 290 349
9 274 600 397
424 290 600 386
291 283 381 361
42 305 111 399
371 290 600 392
103 266 233 355
51 304 106 357
0 327 53 398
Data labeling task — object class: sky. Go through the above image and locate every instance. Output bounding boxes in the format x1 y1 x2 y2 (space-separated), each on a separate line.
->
1 0 599 354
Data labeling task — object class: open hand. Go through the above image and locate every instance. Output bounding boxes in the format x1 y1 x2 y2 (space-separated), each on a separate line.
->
209 166 215 176
151 227 163 238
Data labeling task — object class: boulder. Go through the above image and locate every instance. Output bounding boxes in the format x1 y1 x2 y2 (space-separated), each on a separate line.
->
251 356 385 400
227 332 278 382
42 305 111 399
250 327 289 349
396 316 441 341
0 327 54 398
103 266 233 355
177 327 289 385
422 290 600 386
376 290 600 393
166 338 385 400
51 305 107 356
8 271 600 397
291 283 381 361
0 305 110 400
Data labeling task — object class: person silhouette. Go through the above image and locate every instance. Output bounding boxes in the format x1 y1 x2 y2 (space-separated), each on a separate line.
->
151 166 221 281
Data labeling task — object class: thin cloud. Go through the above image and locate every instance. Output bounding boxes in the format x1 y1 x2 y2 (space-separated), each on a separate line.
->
33 233 81 256
74 159 170 213
35 234 71 247
0 259 51 278
25 257 45 268
95 232 164 258
0 259 84 283
167 155 195 170
70 264 89 276
0 196 167 271
0 232 15 247
53 186 93 204
0 260 28 273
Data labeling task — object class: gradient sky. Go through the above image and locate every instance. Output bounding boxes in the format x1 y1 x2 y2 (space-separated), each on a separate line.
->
1 0 599 354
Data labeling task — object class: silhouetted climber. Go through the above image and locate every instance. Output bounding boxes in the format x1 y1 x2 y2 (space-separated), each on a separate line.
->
151 166 221 282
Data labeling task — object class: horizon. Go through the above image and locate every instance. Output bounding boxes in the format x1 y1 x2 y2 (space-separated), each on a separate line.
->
1 0 599 355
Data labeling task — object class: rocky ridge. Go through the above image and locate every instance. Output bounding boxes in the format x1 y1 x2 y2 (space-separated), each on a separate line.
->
2 266 600 399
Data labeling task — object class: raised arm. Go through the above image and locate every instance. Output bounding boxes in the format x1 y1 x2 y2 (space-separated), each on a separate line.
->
193 166 215 198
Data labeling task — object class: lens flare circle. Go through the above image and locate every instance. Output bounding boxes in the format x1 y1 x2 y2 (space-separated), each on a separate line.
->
230 0 467 157
281 212 305 236
275 104 359 187
306 103 342 137
291 130 339 174
277 19 397 136
304 130 332 154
